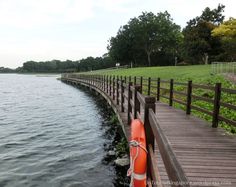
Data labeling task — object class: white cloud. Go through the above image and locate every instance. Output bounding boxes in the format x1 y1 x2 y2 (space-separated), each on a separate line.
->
94 0 140 13
0 0 94 28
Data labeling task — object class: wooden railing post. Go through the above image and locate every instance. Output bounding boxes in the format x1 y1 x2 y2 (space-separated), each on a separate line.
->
144 96 156 148
112 76 115 100
148 77 151 96
102 75 104 91
109 76 112 96
134 76 137 85
129 76 131 82
144 96 156 178
103 75 106 91
169 79 174 106
128 82 132 125
157 78 160 101
134 85 141 118
93 75 95 86
99 75 102 88
95 75 97 87
212 83 221 128
124 76 127 83
106 75 109 94
186 80 192 114
140 76 143 94
121 80 125 112
116 76 119 105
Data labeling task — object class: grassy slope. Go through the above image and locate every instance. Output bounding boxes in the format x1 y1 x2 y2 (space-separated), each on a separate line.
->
92 65 236 133
95 65 235 88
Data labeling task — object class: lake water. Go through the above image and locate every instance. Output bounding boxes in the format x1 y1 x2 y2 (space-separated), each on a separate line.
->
0 74 116 187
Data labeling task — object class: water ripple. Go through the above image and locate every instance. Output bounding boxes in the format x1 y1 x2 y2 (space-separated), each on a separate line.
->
0 74 115 187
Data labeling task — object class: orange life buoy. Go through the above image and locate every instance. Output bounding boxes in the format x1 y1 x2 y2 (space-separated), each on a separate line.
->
127 119 147 187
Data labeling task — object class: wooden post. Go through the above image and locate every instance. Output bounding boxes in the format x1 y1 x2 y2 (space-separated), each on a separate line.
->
109 76 112 96
124 76 127 83
113 76 115 100
143 96 156 178
169 79 174 106
127 82 132 125
140 76 143 94
212 83 221 128
134 76 137 85
104 75 106 91
134 85 141 118
129 76 131 82
186 80 192 114
106 75 109 93
102 75 104 91
121 80 125 112
157 78 160 101
94 75 98 87
148 77 151 96
116 76 119 105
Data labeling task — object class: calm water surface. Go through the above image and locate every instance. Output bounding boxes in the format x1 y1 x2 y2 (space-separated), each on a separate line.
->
0 74 115 187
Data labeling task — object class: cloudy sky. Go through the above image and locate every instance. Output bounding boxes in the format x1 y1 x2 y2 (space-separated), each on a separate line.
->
0 0 235 68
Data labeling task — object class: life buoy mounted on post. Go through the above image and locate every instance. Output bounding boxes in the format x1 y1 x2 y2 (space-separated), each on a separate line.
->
127 119 147 187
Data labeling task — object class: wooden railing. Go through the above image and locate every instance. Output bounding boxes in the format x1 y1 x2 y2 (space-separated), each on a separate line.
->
107 75 235 128
62 74 236 186
61 73 191 187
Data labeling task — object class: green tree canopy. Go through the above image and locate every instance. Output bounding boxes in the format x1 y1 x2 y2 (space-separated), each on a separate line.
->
212 18 236 61
108 11 182 66
182 4 225 64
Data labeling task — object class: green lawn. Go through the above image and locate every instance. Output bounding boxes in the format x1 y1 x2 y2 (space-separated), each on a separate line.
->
94 65 235 89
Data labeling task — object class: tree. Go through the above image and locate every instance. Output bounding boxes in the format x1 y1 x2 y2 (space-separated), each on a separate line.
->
212 18 236 61
182 4 225 64
108 11 182 66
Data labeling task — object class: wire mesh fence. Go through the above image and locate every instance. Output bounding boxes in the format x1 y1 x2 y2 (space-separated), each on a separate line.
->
212 62 236 74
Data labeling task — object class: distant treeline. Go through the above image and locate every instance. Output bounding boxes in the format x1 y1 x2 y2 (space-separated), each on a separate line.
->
1 56 115 73
0 67 16 73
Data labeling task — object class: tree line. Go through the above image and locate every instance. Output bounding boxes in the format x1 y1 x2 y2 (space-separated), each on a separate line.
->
2 56 114 73
1 4 235 73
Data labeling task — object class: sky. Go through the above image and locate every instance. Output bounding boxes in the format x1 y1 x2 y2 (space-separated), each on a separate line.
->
0 0 235 68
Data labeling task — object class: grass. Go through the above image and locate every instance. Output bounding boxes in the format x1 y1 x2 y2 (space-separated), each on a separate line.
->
94 65 234 88
91 65 236 134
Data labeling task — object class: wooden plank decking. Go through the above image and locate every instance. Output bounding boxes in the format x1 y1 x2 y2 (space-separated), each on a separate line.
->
155 102 236 187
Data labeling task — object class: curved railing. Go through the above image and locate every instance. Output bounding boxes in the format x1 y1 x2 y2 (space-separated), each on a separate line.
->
61 73 192 187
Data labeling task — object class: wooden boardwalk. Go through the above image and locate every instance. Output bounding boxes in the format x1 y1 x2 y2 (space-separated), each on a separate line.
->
155 103 236 186
61 75 236 187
